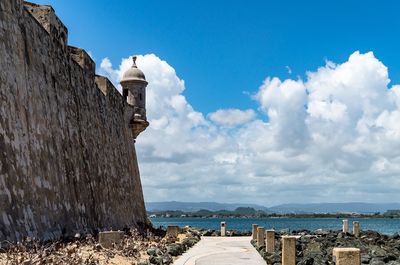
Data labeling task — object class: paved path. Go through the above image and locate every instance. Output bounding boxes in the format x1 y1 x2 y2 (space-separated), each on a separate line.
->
173 236 266 265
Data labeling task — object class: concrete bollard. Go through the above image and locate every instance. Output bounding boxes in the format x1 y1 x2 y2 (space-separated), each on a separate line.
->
266 230 275 253
342 219 349 233
282 236 296 265
220 221 226 236
353 221 360 237
256 227 265 247
166 225 180 238
99 231 124 248
252 224 258 240
333 248 361 265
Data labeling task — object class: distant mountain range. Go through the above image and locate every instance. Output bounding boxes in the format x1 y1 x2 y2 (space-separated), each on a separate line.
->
146 201 400 214
268 203 400 214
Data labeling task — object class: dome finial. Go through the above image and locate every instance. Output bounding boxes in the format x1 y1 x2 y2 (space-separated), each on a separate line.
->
132 56 137 68
120 55 147 84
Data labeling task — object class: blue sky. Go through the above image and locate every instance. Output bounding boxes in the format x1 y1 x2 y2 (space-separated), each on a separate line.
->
35 0 400 204
38 0 400 113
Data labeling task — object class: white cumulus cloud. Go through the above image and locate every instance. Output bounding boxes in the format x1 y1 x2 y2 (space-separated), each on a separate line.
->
99 51 400 205
209 109 256 127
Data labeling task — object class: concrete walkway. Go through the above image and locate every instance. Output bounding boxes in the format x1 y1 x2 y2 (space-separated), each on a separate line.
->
173 236 266 265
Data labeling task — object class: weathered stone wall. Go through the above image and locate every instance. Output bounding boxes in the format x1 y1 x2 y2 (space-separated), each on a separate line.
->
0 0 147 241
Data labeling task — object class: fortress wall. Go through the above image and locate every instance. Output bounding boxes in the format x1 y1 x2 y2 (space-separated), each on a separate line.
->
0 1 146 241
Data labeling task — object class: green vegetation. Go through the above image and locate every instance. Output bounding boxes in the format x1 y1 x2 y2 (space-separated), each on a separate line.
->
148 207 268 218
382 210 400 218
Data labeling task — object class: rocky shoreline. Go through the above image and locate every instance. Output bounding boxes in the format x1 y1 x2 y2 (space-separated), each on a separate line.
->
251 229 400 265
0 226 201 265
200 229 251 237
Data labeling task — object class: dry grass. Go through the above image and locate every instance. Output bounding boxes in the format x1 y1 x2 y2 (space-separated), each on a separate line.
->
0 229 165 265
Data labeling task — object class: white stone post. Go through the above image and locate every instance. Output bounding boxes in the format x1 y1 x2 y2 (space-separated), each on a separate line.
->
220 221 226 236
256 227 265 247
353 221 360 237
252 224 258 240
342 219 349 233
282 236 296 265
266 230 275 253
333 248 361 265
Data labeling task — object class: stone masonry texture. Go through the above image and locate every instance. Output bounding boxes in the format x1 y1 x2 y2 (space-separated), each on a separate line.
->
0 0 147 242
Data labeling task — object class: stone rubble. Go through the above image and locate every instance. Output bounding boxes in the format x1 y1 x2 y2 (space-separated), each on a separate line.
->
251 229 400 265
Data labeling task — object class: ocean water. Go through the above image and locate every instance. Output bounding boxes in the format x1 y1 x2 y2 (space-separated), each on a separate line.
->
150 217 400 235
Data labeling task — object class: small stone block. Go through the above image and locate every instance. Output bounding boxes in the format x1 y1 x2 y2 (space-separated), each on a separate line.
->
333 248 361 265
99 231 124 248
353 221 360 237
252 224 258 240
166 225 180 238
266 230 275 253
342 219 349 233
256 227 265 247
282 236 296 265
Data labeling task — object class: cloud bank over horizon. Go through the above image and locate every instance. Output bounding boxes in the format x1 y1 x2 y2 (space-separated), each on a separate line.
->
99 51 400 206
